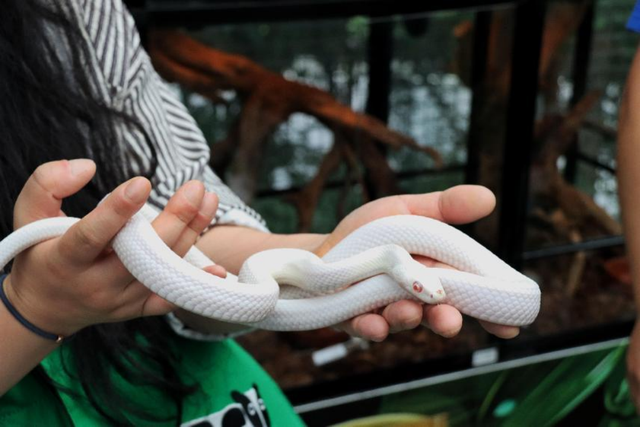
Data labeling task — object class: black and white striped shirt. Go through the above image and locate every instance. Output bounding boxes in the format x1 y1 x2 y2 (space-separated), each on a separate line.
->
65 0 267 233
59 0 268 340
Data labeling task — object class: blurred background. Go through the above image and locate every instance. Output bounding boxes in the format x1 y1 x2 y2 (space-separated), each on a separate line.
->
127 0 638 424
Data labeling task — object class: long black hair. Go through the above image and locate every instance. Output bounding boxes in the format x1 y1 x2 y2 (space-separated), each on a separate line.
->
0 0 195 424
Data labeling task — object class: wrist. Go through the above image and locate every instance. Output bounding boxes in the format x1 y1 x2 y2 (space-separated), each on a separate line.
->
2 273 79 339
199 225 327 273
283 232 327 254
314 234 338 257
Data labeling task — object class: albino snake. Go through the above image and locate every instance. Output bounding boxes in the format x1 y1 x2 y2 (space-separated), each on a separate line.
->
0 204 541 331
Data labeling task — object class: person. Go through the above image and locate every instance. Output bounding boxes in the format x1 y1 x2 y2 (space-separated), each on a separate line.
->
0 0 519 425
619 1 640 415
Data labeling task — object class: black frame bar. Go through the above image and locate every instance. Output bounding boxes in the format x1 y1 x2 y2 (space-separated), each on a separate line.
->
498 0 547 268
132 0 519 26
564 1 596 183
465 10 492 184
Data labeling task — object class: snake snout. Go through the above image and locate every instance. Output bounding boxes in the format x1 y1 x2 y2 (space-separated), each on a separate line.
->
409 271 446 304
391 263 446 304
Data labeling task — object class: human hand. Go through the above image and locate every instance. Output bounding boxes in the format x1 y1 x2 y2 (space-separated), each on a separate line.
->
4 159 220 337
315 185 520 342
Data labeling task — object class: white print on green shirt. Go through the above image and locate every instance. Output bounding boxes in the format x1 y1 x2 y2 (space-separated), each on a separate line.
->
183 383 271 427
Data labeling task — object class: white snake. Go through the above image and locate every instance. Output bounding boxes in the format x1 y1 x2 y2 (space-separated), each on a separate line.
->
0 204 540 331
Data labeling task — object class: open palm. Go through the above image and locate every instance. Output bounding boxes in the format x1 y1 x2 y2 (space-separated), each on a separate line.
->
316 185 520 342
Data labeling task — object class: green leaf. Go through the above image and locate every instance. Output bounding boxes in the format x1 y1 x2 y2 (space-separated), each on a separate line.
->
379 371 502 426
500 346 625 427
600 347 640 426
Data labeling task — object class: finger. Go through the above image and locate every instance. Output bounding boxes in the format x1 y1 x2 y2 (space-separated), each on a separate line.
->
115 279 177 316
381 300 423 334
140 293 178 317
478 320 520 339
339 313 389 342
171 192 218 257
55 177 151 266
422 304 463 337
398 185 496 224
149 181 205 256
14 159 96 228
127 285 177 317
100 184 215 282
203 264 227 278
413 255 458 270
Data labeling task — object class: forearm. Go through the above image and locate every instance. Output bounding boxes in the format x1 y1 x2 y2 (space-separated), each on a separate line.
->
618 42 640 310
174 225 326 334
0 275 59 396
196 225 325 275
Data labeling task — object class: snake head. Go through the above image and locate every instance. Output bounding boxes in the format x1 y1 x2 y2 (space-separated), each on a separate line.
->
393 263 446 304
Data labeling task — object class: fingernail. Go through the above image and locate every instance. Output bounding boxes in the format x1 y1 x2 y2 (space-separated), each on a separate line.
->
200 193 218 218
371 333 387 343
69 159 95 176
438 328 460 338
125 177 149 203
183 181 203 205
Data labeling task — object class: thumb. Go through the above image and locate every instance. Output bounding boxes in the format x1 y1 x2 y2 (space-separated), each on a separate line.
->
14 159 96 228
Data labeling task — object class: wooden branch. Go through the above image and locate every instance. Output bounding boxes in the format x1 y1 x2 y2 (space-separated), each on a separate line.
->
452 2 591 99
535 90 601 166
286 140 345 232
225 93 292 202
530 208 586 297
530 90 621 295
555 179 622 237
357 137 403 196
582 118 617 140
565 229 586 298
337 141 369 220
150 29 434 152
603 256 632 286
534 90 621 238
148 29 442 204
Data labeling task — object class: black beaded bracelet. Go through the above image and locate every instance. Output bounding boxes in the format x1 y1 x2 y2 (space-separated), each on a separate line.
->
0 274 65 343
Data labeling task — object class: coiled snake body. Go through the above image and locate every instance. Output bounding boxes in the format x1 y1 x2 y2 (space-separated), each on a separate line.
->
0 205 540 331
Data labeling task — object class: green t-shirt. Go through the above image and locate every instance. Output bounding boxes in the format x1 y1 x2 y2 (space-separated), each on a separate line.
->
1 334 304 426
